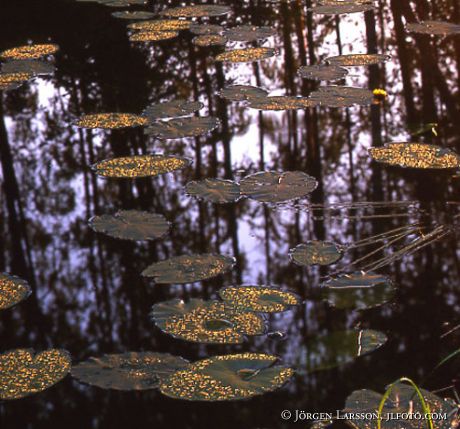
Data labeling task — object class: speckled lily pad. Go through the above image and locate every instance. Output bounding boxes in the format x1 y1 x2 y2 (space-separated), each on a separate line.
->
309 86 374 107
289 241 343 266
223 25 276 42
74 113 147 129
143 99 203 121
0 44 59 60
189 23 223 35
215 47 277 63
325 53 390 66
185 178 241 203
0 72 32 90
218 85 269 102
297 64 348 81
129 31 179 42
248 96 318 110
311 2 375 15
159 5 231 18
112 10 155 19
0 273 32 311
145 116 220 139
193 34 228 47
127 19 191 31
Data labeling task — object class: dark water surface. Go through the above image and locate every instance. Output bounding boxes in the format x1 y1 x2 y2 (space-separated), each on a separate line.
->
1 0 460 427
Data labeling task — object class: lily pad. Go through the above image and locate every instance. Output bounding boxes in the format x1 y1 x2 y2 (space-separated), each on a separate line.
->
190 23 223 35
223 25 276 42
71 352 189 390
129 31 179 42
289 241 343 266
112 10 155 19
304 329 387 372
143 99 203 121
325 53 390 66
215 47 277 63
193 34 228 47
0 72 32 91
344 383 459 428
0 44 59 60
91 154 191 178
74 113 148 129
309 86 374 107
240 171 318 203
159 5 231 18
407 20 460 36
298 64 348 81
1 60 55 76
218 285 300 313
185 178 241 203
368 142 460 169
127 19 191 31
0 273 32 311
160 353 294 401
151 299 266 344
248 96 318 110
0 349 71 400
88 210 170 241
142 254 235 283
145 116 220 139
311 2 375 15
218 85 269 102
320 272 395 309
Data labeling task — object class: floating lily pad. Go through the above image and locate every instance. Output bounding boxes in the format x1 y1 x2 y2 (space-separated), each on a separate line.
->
0 44 59 60
112 10 155 19
143 99 203 121
248 96 318 110
311 2 375 15
190 23 223 35
240 171 318 203
218 85 269 102
91 154 191 178
74 113 148 129
218 285 300 313
309 86 374 107
71 352 189 390
344 383 459 428
193 34 228 47
0 273 32 311
297 64 348 81
223 25 276 42
289 241 343 266
91 0 147 6
142 254 235 283
320 272 395 309
369 142 460 169
185 178 241 203
159 5 231 18
215 47 277 63
127 19 191 31
129 30 179 42
0 72 32 90
160 353 294 401
407 20 460 36
145 116 220 139
0 349 71 400
89 210 170 241
151 299 266 344
304 329 387 372
325 53 390 66
1 60 55 76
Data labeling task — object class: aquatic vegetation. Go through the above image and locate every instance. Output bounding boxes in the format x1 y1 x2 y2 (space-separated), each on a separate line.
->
74 113 147 129
311 2 375 15
344 380 459 428
142 254 235 283
189 23 223 35
218 285 300 313
0 273 32 311
240 171 318 203
289 241 343 266
88 210 170 241
215 47 277 63
71 352 189 390
193 35 228 47
159 353 294 400
79 0 147 6
0 72 33 90
320 272 395 309
223 25 276 42
325 53 391 66
129 31 179 42
303 330 388 372
185 178 241 203
0 44 59 60
111 10 155 19
309 86 374 107
369 142 460 169
159 5 231 18
1 60 55 76
150 299 266 344
145 116 220 139
143 99 203 120
248 96 318 110
127 19 191 31
0 349 71 400
218 85 269 101
407 20 460 36
91 154 191 178
297 64 348 81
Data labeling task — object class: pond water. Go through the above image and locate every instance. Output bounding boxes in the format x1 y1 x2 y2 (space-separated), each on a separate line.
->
1 0 460 428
